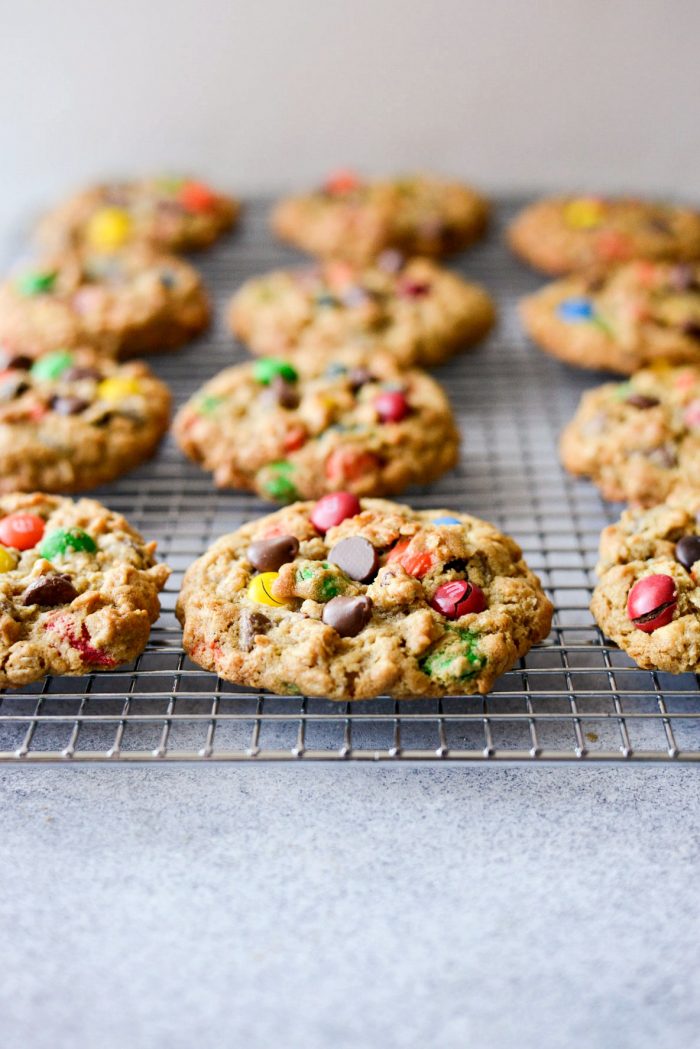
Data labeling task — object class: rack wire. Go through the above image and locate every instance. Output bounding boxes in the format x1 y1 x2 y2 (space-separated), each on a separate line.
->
1 197 699 763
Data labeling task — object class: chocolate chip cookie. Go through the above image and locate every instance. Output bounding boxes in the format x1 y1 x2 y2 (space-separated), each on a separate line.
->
177 497 553 699
508 196 700 275
0 346 171 493
37 176 239 254
0 492 169 688
592 488 700 672
228 254 495 368
0 247 210 360
173 349 460 500
521 261 700 374
272 171 489 263
560 363 700 506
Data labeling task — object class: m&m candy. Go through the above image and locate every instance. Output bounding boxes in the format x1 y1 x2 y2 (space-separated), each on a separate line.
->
374 390 409 423
31 351 74 382
178 181 218 214
0 547 17 572
85 207 133 250
627 574 677 633
97 377 142 401
247 572 286 607
432 515 461 526
556 298 595 322
310 492 361 533
17 270 57 297
40 528 97 561
0 512 45 550
253 358 298 386
563 198 604 230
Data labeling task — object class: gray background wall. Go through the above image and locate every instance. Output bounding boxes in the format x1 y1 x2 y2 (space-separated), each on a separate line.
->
2 0 698 236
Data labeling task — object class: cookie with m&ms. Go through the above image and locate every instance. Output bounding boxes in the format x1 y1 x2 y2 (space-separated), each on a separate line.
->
0 492 169 688
228 254 495 368
592 488 700 673
37 176 239 254
520 262 700 374
271 172 489 264
508 195 700 276
0 247 210 359
176 498 552 699
0 347 170 493
560 363 700 507
173 348 460 500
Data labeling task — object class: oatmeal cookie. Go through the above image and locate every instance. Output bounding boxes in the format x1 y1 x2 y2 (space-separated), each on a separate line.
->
521 261 700 374
228 254 495 368
560 363 700 506
592 488 700 672
0 492 169 687
177 497 552 699
37 176 239 254
0 346 171 493
0 247 209 359
173 349 460 500
272 171 489 263
508 195 700 276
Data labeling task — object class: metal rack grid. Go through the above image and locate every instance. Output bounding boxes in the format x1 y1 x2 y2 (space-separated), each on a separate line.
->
1 197 699 763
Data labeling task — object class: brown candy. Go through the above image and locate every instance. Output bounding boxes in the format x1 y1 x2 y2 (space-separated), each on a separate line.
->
328 536 378 582
625 394 660 409
247 534 299 572
23 573 77 606
238 608 271 651
50 395 89 416
322 595 372 637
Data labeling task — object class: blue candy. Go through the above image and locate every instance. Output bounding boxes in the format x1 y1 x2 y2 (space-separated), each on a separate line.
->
433 515 461 526
557 297 594 322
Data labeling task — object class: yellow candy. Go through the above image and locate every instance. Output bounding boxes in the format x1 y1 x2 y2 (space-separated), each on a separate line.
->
564 198 605 230
0 546 16 572
247 572 285 607
85 207 132 250
97 377 142 402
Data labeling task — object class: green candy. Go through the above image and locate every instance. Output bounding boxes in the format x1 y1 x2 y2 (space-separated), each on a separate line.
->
40 527 97 561
613 382 633 401
253 358 298 386
261 461 298 503
30 350 74 381
420 629 485 684
197 394 224 416
17 270 57 297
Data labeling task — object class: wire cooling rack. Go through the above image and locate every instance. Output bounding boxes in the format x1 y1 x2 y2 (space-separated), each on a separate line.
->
1 197 699 763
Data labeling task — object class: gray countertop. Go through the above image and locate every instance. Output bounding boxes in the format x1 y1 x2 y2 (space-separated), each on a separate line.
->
2 764 699 1049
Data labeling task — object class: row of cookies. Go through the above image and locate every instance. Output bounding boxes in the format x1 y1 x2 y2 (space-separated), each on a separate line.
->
508 193 700 676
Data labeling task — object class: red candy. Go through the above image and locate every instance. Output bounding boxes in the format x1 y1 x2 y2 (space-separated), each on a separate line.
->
374 390 409 423
324 447 380 485
310 491 361 533
398 280 431 299
178 181 217 214
324 169 360 195
386 538 434 579
430 580 486 619
0 512 45 550
627 574 677 633
283 424 308 452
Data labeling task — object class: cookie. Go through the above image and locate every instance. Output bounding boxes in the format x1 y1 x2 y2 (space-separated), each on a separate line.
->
173 349 460 500
228 255 495 368
508 195 700 275
520 261 700 374
560 363 700 506
0 346 171 493
0 492 169 688
0 247 210 359
591 488 700 673
37 176 239 254
176 497 553 699
271 171 489 263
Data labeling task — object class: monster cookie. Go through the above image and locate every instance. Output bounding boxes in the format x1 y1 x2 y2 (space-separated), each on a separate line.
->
228 255 495 368
508 195 700 276
0 493 169 687
272 171 489 263
560 363 700 506
591 489 700 672
0 347 171 493
37 176 239 254
173 349 460 499
0 247 209 359
521 261 700 374
176 497 553 699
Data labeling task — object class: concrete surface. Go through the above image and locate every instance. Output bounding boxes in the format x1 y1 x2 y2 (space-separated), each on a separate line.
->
1 765 699 1049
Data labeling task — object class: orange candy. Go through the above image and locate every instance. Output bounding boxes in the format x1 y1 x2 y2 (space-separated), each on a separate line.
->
283 425 308 452
324 169 361 195
0 512 45 550
178 181 218 214
385 537 434 579
325 447 380 485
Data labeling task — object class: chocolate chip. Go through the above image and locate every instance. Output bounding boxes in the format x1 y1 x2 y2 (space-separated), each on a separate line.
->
50 395 89 416
0 354 32 371
346 367 374 391
247 534 299 572
625 394 660 409
328 536 379 581
259 375 300 410
669 264 698 293
0 378 29 401
322 595 372 637
238 609 271 651
62 366 102 382
683 321 700 341
675 535 700 572
23 574 77 606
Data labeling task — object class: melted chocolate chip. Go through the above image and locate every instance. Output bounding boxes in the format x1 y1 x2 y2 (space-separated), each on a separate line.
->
50 395 89 416
238 608 271 651
247 534 299 572
322 595 372 637
23 574 77 606
625 394 660 409
328 536 379 582
675 535 700 572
